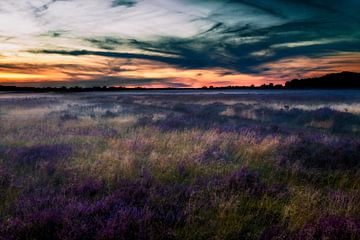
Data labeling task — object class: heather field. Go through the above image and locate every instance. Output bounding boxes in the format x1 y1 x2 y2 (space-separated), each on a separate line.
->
1 90 360 240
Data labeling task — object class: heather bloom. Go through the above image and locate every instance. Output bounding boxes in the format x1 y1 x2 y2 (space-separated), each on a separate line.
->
60 112 78 121
96 206 150 240
102 110 118 118
1 144 73 167
266 184 289 199
0 178 190 239
1 92 360 240
62 178 104 199
67 126 117 138
198 144 228 163
175 163 187 179
157 113 196 130
279 134 360 170
224 167 263 194
0 167 12 188
259 225 292 240
299 216 360 240
136 115 154 126
330 191 351 206
252 107 360 133
0 195 64 240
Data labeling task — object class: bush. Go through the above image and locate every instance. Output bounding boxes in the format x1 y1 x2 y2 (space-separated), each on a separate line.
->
223 167 263 194
279 135 360 170
299 216 360 240
0 177 193 240
1 144 73 167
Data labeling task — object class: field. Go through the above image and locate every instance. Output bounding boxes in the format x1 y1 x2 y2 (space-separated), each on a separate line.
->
1 90 360 240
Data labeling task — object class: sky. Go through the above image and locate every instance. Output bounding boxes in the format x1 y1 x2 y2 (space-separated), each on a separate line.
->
0 0 359 87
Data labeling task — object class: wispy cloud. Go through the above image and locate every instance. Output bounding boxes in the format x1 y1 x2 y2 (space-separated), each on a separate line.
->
0 0 359 87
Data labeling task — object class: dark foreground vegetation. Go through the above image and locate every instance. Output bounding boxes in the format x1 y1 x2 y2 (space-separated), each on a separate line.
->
0 91 360 239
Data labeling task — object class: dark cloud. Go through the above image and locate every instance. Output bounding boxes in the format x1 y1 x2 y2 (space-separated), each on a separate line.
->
111 0 137 7
17 0 359 87
33 1 359 75
31 49 184 65
85 37 126 50
0 63 100 74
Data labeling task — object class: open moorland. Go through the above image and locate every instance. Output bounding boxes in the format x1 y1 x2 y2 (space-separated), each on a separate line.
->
1 90 360 240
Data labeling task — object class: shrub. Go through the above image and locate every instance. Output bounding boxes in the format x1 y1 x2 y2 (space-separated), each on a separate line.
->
298 216 360 240
223 167 263 195
259 225 292 240
1 144 73 167
279 135 360 170
96 206 150 240
0 167 12 189
0 176 193 240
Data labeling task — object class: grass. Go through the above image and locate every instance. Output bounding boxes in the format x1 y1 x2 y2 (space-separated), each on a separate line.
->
0 91 360 239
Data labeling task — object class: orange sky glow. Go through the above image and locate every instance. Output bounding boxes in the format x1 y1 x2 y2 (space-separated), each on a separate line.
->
1 52 359 87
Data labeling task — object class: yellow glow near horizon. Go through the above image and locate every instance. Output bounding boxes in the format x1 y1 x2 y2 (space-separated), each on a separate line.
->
0 73 47 80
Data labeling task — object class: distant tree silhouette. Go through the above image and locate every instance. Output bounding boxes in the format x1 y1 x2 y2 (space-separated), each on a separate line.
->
285 72 360 89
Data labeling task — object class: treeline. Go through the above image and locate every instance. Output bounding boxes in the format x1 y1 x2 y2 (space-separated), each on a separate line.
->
0 85 285 92
1 72 359 92
285 71 360 89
